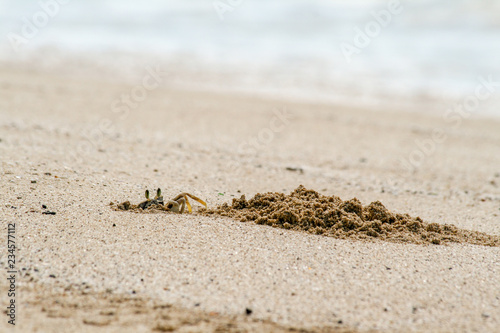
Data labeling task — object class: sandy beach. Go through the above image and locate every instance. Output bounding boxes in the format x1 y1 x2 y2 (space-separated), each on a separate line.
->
1 63 499 332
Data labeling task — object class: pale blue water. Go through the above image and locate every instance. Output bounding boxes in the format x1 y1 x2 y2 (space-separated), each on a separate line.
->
1 0 499 114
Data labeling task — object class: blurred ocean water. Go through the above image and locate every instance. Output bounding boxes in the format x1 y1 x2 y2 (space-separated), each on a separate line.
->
1 0 499 115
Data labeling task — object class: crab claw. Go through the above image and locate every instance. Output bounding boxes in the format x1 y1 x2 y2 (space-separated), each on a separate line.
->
170 193 207 213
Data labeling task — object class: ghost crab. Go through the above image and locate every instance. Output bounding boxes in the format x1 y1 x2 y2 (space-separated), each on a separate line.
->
137 188 207 213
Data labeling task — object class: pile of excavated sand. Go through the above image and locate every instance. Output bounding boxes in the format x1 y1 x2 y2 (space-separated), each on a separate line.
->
203 186 500 246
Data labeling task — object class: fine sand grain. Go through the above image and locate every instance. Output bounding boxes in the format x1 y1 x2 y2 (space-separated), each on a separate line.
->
1 62 500 332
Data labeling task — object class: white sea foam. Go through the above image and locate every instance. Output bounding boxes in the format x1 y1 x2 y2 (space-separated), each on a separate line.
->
1 0 499 115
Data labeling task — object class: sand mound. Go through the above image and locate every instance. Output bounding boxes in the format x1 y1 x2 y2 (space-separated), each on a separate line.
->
202 186 500 246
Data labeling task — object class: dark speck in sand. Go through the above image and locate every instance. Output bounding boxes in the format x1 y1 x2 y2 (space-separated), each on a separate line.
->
42 211 56 215
285 166 304 174
245 308 253 315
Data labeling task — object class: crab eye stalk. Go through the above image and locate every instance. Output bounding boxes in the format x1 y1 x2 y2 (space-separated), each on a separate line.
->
157 188 162 198
145 189 150 200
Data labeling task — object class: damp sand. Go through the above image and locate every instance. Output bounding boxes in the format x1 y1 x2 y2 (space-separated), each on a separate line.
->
203 186 500 247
